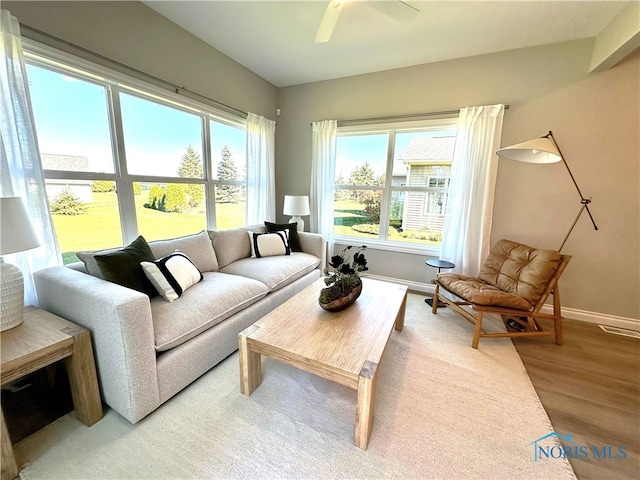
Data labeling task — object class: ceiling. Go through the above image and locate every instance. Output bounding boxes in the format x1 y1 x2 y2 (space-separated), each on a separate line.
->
143 1 630 88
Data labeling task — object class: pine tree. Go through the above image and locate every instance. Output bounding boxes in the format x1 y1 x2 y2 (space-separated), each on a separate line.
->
178 146 203 178
216 145 241 203
178 145 204 207
49 188 87 215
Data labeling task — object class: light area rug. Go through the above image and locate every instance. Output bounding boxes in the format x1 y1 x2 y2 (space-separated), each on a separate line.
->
15 293 576 479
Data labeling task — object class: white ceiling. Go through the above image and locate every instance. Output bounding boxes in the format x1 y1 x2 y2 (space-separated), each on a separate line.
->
144 1 630 88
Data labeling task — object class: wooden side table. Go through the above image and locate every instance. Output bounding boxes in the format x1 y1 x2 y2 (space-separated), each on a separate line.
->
1 307 103 480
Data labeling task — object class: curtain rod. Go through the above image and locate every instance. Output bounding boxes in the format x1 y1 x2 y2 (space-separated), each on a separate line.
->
19 23 248 119
312 105 509 127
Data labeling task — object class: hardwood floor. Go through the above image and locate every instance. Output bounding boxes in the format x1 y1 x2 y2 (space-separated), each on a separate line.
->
513 318 640 480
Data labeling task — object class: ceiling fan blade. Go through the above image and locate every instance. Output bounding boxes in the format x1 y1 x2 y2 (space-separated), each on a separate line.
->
370 0 420 22
315 0 345 43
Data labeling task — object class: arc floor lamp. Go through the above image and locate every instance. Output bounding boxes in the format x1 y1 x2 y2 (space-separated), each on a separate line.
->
496 131 598 251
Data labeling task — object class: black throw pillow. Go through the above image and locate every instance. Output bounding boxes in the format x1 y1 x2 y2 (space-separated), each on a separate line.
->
95 235 158 297
264 221 302 252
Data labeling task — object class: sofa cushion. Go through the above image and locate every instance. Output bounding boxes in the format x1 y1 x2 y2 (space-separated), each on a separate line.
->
208 225 266 268
248 231 290 258
220 252 320 292
77 247 122 278
149 230 218 273
151 272 269 351
478 239 561 307
264 221 302 252
94 236 158 297
141 252 203 302
437 273 533 310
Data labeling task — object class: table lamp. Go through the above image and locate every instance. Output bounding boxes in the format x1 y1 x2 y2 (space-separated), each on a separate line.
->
1 197 41 331
496 131 598 251
283 195 310 232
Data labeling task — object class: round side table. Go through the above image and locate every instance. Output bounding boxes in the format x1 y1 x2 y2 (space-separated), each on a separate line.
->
425 259 455 307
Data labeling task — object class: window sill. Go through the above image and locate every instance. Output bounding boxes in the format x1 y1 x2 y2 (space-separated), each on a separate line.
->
333 235 441 257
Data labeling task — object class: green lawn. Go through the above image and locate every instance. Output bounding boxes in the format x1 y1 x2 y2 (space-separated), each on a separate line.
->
333 200 442 246
53 192 245 263
54 195 439 264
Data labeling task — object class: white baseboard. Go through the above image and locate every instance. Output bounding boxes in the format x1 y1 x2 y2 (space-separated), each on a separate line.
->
365 274 640 332
538 305 640 332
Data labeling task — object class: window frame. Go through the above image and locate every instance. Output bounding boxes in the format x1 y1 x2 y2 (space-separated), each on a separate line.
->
334 118 458 256
24 39 249 249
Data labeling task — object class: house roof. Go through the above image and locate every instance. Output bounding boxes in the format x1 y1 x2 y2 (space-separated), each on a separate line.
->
399 137 456 162
41 153 90 171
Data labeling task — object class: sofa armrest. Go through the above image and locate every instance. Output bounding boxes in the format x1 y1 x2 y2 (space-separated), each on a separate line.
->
298 232 326 271
34 266 160 423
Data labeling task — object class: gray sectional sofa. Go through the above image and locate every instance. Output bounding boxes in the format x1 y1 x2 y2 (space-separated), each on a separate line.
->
33 225 326 423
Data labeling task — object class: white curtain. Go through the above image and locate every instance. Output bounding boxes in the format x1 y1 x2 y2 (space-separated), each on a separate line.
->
246 112 276 224
440 104 505 276
310 120 337 256
1 10 61 306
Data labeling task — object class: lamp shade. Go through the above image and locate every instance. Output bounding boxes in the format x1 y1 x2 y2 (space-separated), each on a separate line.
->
283 195 310 216
0 197 41 255
496 136 562 164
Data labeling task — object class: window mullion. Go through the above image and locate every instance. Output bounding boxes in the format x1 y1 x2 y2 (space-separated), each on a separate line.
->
378 132 395 241
203 117 216 230
109 85 138 244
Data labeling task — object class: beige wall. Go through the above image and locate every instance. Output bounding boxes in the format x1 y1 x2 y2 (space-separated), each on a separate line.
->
4 1 278 119
276 40 639 320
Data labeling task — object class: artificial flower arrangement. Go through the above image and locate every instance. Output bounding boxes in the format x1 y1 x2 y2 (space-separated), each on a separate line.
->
319 245 368 309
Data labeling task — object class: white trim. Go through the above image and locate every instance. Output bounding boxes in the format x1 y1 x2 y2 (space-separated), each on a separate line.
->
338 118 458 135
539 305 640 332
334 238 441 257
366 275 640 331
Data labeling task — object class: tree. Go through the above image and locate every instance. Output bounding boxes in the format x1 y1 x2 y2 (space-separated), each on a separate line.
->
91 180 115 193
216 145 241 203
146 185 165 210
178 146 204 207
334 173 351 201
163 184 187 212
348 163 383 222
50 188 87 215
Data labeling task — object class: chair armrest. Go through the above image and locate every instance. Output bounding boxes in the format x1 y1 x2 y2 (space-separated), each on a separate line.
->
34 266 160 423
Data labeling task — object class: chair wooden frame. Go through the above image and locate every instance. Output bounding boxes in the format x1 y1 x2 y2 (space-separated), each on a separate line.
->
431 255 572 349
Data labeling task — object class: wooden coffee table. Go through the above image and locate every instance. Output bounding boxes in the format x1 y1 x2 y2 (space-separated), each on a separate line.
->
238 277 407 449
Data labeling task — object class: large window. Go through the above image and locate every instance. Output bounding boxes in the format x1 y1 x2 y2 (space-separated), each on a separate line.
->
334 120 457 252
25 44 249 262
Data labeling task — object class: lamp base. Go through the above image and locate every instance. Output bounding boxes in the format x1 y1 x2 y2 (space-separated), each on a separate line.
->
289 216 304 232
1 258 24 331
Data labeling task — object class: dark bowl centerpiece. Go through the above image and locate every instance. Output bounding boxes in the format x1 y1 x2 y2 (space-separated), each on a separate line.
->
319 245 368 312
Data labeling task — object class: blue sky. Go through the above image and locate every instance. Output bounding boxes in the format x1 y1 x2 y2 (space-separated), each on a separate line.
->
336 130 456 180
27 63 246 178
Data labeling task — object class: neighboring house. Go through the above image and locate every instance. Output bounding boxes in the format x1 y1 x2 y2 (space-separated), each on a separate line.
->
396 136 455 232
41 153 93 202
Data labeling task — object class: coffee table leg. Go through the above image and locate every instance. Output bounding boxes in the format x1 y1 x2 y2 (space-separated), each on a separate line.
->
239 325 262 395
395 291 407 331
355 360 378 449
